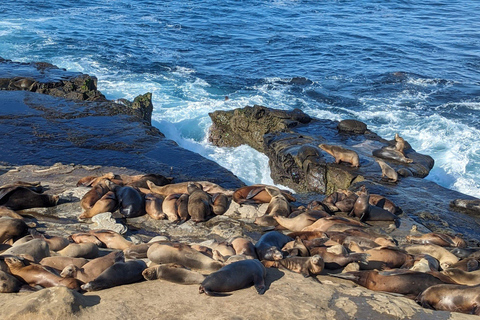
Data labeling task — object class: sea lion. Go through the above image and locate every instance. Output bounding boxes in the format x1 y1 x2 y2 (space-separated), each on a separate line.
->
265 255 324 277
34 234 70 252
142 264 206 284
89 230 133 250
40 256 89 271
80 179 113 211
162 193 181 222
301 216 365 232
254 215 278 227
282 237 310 257
403 244 459 270
273 211 328 232
61 250 124 283
265 187 291 218
76 173 116 187
0 217 28 244
369 194 401 215
308 247 368 269
2 238 50 263
147 180 233 196
287 231 328 241
361 246 414 270
211 193 229 215
441 268 480 285
230 237 258 259
69 233 103 247
57 242 99 259
115 186 144 218
4 257 81 290
331 269 455 298
147 242 223 273
187 183 212 222
410 255 440 272
372 146 413 164
144 193 166 220
0 206 24 220
199 259 266 295
406 233 467 248
327 228 396 247
176 193 190 222
321 189 356 213
375 159 398 182
450 257 479 272
350 186 397 222
416 284 480 315
0 185 58 210
232 185 296 205
394 133 406 154
318 144 359 168
122 174 173 189
81 259 147 291
255 231 293 261
0 270 22 293
79 191 117 219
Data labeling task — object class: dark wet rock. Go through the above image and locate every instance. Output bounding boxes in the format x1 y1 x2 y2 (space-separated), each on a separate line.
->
209 105 434 193
115 92 153 126
450 199 480 216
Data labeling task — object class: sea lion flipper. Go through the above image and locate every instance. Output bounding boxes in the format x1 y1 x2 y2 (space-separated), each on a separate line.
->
246 187 266 200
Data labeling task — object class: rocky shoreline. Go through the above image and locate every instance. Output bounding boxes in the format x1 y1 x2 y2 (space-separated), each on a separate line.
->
0 59 479 319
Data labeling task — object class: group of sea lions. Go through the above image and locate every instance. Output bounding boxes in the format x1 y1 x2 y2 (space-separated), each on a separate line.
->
1 174 480 316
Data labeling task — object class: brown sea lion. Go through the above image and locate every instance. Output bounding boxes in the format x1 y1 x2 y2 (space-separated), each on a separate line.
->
369 194 401 215
80 179 113 211
361 246 414 270
3 238 50 263
265 255 324 277
80 191 118 219
60 250 124 283
254 231 293 261
331 269 455 298
147 180 233 196
176 193 190 222
441 268 480 285
375 159 398 182
321 189 356 213
406 233 467 248
76 173 116 187
187 183 212 222
230 238 258 259
57 242 99 259
81 259 147 291
232 185 296 205
162 193 181 222
69 233 103 247
89 230 133 250
282 237 310 257
403 244 459 270
142 264 205 284
35 234 70 252
372 146 413 164
309 247 368 269
0 185 59 210
199 259 266 295
301 216 366 232
147 242 223 273
0 206 24 220
265 187 291 218
144 193 166 220
318 144 359 168
39 256 89 271
4 257 81 290
124 243 158 259
394 133 406 154
211 193 229 215
450 257 479 272
287 231 328 241
121 173 173 189
350 185 370 218
0 217 28 244
416 284 480 315
0 270 22 293
273 210 328 232
410 255 440 272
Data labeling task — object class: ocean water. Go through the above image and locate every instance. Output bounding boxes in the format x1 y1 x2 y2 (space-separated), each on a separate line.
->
0 0 479 196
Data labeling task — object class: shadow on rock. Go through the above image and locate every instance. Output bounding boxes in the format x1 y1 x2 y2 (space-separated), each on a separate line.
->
264 267 285 292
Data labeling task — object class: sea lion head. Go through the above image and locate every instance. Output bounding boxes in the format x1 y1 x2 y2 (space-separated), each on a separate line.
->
264 247 284 261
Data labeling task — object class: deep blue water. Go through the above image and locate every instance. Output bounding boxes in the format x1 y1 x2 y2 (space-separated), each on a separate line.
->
1 0 479 196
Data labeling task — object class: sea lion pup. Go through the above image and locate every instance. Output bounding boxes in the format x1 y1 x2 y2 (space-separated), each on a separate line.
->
394 133 406 154
76 172 116 187
441 268 480 285
187 183 212 223
264 255 324 277
330 269 455 298
142 264 206 284
60 251 125 283
0 270 22 293
69 233 103 247
144 193 166 220
81 259 147 292
308 247 368 269
0 185 59 210
147 242 223 273
232 185 296 205
114 186 145 218
282 237 310 257
230 237 258 259
417 283 480 315
80 178 113 211
79 191 118 219
406 233 467 248
255 231 293 261
162 193 181 222
375 159 398 182
176 193 190 222
4 257 81 290
0 217 29 244
3 239 50 263
199 259 266 296
89 230 133 250
301 216 366 232
369 194 401 215
360 246 414 270
57 242 99 259
211 193 229 215
147 180 234 196
273 210 329 232
318 144 360 168
40 256 88 271
403 244 459 270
